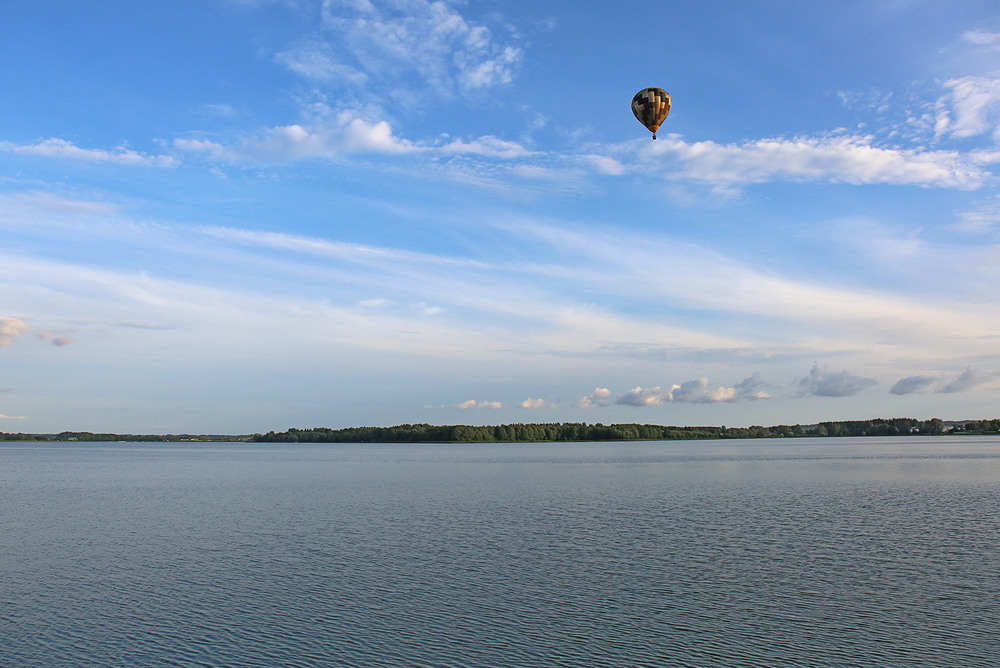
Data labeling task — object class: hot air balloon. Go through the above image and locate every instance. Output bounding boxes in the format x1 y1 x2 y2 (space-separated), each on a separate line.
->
632 87 671 139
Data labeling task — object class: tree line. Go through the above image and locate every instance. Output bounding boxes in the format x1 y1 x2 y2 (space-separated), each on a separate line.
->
251 417 992 443
0 432 246 442
4 418 997 443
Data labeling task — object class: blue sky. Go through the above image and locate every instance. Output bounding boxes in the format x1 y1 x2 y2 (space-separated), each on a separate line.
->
3 0 1000 433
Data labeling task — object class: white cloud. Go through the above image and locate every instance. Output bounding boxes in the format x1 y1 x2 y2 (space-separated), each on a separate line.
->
275 40 370 85
175 112 418 162
576 387 612 408
611 375 771 406
733 373 772 401
798 364 877 397
579 154 625 176
955 197 1000 232
939 367 996 393
315 0 522 96
520 398 551 409
963 30 1000 50
35 328 74 347
439 135 532 159
670 378 717 403
890 374 937 395
0 317 30 347
0 138 178 167
938 75 1000 141
506 218 1000 367
2 191 119 217
456 399 502 410
0 414 27 420
648 133 987 189
201 226 485 270
7 191 1000 420
616 385 670 406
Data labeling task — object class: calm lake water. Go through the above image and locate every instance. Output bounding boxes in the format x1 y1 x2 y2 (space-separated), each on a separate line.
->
2 437 999 666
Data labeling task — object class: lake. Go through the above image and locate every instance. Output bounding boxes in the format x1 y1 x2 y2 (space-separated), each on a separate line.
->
2 437 999 666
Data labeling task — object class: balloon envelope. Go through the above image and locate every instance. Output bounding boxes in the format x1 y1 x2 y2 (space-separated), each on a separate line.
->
632 87 671 138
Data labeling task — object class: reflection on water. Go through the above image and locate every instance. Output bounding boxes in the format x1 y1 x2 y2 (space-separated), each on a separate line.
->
2 437 999 666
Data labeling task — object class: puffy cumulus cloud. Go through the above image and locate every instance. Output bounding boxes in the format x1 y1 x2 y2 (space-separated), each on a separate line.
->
732 373 772 401
937 75 1000 142
670 378 720 403
456 399 502 410
520 397 553 409
616 386 670 406
316 0 522 95
576 387 611 409
584 375 772 408
0 138 178 167
658 375 772 404
890 375 937 395
649 133 987 190
0 318 73 348
939 367 996 393
0 317 30 347
798 364 877 397
36 331 73 347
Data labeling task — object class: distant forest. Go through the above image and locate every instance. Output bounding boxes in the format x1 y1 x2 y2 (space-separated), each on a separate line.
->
0 432 244 442
250 418 1000 443
3 418 999 443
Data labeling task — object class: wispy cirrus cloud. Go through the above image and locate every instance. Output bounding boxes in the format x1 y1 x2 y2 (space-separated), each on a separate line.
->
275 39 372 86
936 74 1000 142
175 109 536 164
175 112 419 161
1 191 120 217
963 29 1000 51
955 196 1000 231
643 133 990 190
172 115 998 193
9 188 1000 377
0 138 178 167
315 0 523 96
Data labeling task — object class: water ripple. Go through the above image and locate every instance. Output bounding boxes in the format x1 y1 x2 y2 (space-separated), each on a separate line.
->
2 440 1000 666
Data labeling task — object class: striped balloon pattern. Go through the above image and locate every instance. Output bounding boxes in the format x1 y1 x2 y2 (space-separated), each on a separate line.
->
631 87 671 139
